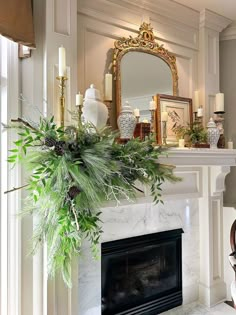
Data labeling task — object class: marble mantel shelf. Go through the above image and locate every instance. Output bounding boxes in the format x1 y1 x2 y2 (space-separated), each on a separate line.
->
159 148 236 166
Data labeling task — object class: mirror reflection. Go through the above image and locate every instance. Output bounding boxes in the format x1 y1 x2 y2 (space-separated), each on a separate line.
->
121 51 173 122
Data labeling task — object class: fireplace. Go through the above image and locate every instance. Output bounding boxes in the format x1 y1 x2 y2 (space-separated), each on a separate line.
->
101 229 183 315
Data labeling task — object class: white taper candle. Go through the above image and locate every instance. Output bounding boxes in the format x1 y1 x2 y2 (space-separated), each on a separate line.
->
58 46 66 77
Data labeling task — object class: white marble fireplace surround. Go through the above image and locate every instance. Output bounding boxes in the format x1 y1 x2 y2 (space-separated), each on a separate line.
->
78 148 236 315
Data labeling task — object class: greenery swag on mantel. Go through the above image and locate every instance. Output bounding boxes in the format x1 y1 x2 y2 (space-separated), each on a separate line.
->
6 116 180 287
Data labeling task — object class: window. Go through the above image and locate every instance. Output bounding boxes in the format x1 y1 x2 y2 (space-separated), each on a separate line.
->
0 35 20 315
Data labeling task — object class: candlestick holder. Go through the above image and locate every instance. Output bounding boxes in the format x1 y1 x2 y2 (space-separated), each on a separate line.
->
149 109 155 133
136 116 140 123
56 75 68 127
104 100 112 126
194 114 203 126
193 111 198 122
214 111 225 148
162 121 167 146
71 104 84 127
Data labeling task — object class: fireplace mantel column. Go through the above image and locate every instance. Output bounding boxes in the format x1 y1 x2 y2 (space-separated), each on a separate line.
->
160 149 236 307
199 165 231 306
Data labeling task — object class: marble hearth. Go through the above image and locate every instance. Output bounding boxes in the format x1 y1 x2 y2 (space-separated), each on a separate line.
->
78 149 236 315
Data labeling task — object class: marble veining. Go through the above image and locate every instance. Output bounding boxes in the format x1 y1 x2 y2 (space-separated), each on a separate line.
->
78 199 200 315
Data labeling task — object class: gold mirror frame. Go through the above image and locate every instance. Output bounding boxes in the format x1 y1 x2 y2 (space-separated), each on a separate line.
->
113 22 179 117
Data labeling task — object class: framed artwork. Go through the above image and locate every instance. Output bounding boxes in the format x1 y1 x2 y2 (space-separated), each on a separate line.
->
154 94 193 145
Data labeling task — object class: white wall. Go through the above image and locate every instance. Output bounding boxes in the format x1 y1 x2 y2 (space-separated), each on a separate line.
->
77 0 200 128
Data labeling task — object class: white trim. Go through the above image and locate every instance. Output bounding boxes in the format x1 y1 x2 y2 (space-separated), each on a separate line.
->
220 21 236 41
0 36 21 315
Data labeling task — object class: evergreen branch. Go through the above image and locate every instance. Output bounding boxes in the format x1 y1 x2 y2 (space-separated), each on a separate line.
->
11 118 38 132
5 115 181 288
71 204 80 231
4 184 29 194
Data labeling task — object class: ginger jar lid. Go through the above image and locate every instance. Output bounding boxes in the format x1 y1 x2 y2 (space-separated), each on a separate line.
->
121 101 134 113
207 117 216 128
84 84 101 101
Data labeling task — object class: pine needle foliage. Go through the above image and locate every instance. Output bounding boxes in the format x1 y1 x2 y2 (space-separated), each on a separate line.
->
6 117 181 287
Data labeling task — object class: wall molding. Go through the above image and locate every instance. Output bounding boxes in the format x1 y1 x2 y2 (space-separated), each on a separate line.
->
220 21 236 41
200 9 232 32
78 0 199 50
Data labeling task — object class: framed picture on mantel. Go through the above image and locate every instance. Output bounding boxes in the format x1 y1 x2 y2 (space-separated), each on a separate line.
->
154 94 193 145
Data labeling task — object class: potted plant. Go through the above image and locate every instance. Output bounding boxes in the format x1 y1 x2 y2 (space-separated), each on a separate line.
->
173 122 210 148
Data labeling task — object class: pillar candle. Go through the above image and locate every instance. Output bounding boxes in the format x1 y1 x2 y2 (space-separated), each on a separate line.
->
162 111 168 122
178 139 185 148
134 108 140 117
215 93 224 112
58 46 66 77
105 73 112 101
228 140 233 149
197 107 203 117
149 100 156 110
194 91 200 112
76 92 83 106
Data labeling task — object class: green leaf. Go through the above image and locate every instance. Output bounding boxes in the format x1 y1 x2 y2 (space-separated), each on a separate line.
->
14 139 23 146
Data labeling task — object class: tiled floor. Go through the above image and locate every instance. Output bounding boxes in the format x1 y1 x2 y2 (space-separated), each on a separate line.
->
162 302 236 315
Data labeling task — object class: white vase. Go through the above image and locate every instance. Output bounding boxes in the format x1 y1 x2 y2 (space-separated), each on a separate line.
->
207 117 220 149
83 84 108 130
117 102 136 139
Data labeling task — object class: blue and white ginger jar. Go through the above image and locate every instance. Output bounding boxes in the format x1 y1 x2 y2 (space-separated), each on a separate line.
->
207 117 220 149
117 101 136 139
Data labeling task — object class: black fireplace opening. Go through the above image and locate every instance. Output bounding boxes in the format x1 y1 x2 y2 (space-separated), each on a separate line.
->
101 229 183 315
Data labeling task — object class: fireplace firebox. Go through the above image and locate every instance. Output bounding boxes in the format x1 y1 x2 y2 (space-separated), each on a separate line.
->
101 229 183 315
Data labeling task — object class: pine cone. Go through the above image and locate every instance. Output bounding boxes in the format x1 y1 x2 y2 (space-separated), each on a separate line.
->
44 137 57 147
68 186 81 199
54 142 64 156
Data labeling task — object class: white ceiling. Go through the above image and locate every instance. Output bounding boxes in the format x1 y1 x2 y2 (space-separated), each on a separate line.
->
171 0 236 20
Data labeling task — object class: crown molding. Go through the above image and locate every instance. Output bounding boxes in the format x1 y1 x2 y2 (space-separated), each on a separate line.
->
108 0 199 29
78 0 199 50
220 21 236 41
78 0 199 29
200 9 232 33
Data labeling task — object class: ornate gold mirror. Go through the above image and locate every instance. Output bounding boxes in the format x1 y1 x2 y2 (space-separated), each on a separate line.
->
113 22 178 128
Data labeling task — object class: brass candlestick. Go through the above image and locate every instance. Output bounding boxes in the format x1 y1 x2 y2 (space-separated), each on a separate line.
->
162 121 167 145
78 104 83 124
104 100 112 126
72 104 83 127
56 75 68 127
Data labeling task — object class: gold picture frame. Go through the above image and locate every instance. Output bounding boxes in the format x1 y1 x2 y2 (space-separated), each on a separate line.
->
155 94 193 145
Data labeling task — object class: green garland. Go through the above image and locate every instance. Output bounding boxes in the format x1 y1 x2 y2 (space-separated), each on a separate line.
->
7 117 180 287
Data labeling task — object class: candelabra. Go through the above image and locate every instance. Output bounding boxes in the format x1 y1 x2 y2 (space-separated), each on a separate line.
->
162 121 167 146
56 75 68 127
214 110 225 148
149 109 155 133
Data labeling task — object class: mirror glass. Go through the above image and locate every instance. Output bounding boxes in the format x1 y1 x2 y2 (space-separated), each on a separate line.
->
121 51 173 122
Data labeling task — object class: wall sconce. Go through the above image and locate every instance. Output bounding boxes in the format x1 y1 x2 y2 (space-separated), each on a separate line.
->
18 44 31 59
